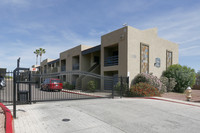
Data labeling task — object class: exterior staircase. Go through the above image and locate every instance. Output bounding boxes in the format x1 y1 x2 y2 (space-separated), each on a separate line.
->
76 63 99 89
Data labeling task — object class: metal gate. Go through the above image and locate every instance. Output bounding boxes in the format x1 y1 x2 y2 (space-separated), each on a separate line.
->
12 62 116 104
1 59 128 118
0 71 13 106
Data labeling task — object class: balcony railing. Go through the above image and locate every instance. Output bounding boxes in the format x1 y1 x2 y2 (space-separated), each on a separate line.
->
46 67 59 73
72 64 79 70
44 70 47 74
61 66 66 72
104 55 118 67
52 67 59 73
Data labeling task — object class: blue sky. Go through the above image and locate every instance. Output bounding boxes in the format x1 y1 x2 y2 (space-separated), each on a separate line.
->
0 0 200 72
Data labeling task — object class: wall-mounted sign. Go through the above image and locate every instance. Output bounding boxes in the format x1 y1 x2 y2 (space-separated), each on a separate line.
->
154 58 161 68
30 67 38 71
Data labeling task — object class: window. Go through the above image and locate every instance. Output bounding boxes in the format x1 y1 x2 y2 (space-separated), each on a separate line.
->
140 43 149 73
166 50 173 68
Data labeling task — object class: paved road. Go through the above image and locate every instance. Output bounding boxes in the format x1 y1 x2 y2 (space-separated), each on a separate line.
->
8 98 200 133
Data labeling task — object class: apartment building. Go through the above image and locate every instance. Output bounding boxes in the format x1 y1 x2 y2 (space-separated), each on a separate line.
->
37 26 179 89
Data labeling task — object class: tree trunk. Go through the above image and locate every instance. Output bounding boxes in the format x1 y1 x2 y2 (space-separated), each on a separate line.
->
36 55 38 66
40 55 42 66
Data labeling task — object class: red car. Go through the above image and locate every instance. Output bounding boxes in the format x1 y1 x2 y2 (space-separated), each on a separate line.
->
41 78 63 91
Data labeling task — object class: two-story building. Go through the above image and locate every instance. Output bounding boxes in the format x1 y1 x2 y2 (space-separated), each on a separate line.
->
36 26 179 90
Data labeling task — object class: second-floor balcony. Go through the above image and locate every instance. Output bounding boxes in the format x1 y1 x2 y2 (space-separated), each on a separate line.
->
61 66 66 72
72 64 79 70
47 67 60 73
104 55 118 67
44 69 47 74
52 67 59 73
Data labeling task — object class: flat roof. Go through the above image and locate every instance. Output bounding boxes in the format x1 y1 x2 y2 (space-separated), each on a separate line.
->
82 45 101 55
47 59 60 65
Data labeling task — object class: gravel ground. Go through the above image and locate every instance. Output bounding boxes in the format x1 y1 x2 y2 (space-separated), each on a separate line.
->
0 107 5 133
161 90 200 103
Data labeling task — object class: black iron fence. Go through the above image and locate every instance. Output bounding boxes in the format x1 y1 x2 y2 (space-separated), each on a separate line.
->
0 71 13 106
0 70 129 106
1 58 129 118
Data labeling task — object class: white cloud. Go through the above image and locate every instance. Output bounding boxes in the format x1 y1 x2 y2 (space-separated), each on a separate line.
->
0 29 100 71
179 45 200 57
61 30 99 46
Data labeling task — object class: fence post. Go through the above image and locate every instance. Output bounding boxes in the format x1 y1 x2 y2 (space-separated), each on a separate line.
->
127 76 129 90
13 58 20 119
13 72 16 119
17 58 20 101
120 76 123 98
28 71 32 104
112 77 114 99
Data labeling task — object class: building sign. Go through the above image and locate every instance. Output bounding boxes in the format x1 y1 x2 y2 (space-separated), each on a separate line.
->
30 67 38 71
154 58 161 68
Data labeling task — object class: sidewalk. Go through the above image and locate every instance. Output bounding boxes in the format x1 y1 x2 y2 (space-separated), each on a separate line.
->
8 98 200 133
161 90 200 103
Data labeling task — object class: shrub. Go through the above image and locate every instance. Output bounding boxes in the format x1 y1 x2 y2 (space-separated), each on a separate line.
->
63 82 75 90
162 64 196 92
114 82 129 96
87 80 96 92
160 77 177 92
130 82 160 97
132 73 164 92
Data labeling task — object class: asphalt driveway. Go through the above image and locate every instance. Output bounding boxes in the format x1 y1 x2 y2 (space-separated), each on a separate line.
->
8 98 200 133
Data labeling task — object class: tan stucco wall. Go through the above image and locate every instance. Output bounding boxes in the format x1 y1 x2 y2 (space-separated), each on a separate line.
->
40 58 54 73
38 26 179 90
101 27 128 77
127 26 179 84
60 45 91 71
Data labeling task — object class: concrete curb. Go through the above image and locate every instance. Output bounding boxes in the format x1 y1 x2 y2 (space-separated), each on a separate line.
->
0 103 14 133
61 90 103 98
127 97 200 108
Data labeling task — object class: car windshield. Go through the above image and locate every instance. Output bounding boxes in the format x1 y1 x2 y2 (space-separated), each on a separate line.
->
51 80 61 83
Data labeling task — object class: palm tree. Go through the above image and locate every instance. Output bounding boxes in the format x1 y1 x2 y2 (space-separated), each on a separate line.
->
39 48 46 65
33 49 40 65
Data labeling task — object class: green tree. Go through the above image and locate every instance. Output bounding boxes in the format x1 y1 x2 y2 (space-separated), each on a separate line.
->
163 64 196 93
39 48 46 65
196 71 200 85
33 49 40 65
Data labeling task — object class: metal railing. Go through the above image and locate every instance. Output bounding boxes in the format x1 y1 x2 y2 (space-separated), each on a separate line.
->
47 67 59 73
104 55 118 66
72 64 79 70
61 66 66 71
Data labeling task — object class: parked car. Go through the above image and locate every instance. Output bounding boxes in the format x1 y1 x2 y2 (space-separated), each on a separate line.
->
41 78 63 91
0 76 6 89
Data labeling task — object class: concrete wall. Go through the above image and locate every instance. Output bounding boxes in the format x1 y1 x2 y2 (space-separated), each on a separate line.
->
127 26 179 85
